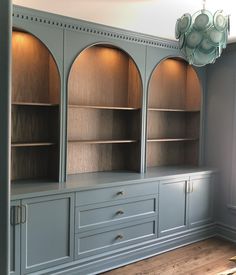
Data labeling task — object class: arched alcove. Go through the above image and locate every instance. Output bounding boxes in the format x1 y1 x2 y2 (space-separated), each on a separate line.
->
67 44 142 174
147 58 202 168
11 30 61 181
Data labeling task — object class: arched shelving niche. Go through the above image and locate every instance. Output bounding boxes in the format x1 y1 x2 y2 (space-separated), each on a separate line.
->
11 29 61 181
67 44 142 174
147 58 201 168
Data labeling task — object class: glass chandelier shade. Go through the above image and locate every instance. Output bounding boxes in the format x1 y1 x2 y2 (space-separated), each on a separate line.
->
175 5 230 67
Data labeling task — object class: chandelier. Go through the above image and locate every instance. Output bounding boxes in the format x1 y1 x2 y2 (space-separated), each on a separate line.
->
175 0 230 67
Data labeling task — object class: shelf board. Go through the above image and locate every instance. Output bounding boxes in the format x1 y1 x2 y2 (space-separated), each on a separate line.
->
12 102 59 107
148 108 200 112
68 104 140 111
12 142 56 148
147 138 199 143
68 139 138 144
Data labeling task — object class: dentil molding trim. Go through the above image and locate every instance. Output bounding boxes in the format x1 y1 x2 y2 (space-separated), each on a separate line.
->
13 5 179 50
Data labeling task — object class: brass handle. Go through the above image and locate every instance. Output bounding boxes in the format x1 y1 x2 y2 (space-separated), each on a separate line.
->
10 206 14 226
116 209 124 215
116 190 124 196
186 181 190 193
21 205 27 224
115 234 124 240
10 206 21 225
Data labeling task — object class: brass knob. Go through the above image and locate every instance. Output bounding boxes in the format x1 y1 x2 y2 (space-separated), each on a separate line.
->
115 234 124 240
116 209 124 215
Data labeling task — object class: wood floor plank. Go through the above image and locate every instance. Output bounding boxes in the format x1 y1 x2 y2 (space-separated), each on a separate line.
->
102 238 236 275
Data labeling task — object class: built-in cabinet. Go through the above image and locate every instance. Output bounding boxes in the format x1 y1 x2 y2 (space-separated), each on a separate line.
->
8 5 216 275
147 58 201 168
11 30 203 181
67 45 142 174
74 182 158 259
11 30 60 182
11 172 215 275
159 177 188 236
10 201 20 275
159 175 214 237
11 194 74 275
188 175 214 228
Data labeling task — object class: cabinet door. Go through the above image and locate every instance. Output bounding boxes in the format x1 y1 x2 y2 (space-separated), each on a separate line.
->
159 178 188 237
21 194 74 274
189 176 214 228
10 201 21 275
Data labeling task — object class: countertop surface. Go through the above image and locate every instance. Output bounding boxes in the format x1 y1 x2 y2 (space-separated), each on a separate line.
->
11 166 216 200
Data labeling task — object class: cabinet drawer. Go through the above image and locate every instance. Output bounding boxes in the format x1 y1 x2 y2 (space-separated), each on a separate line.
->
76 182 158 206
75 219 157 259
75 196 157 232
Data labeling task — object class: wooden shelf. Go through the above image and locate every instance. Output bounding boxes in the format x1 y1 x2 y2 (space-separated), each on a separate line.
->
11 30 60 181
148 108 200 112
67 45 142 174
12 102 59 107
12 142 56 148
68 105 140 111
147 58 201 168
147 138 199 143
68 139 138 144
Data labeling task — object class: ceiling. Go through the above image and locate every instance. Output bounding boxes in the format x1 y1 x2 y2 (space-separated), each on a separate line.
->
13 0 236 42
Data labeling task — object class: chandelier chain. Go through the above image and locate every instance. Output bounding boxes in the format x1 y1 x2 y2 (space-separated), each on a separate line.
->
203 0 206 10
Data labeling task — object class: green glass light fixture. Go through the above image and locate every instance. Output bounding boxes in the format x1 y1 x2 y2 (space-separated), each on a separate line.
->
175 0 230 67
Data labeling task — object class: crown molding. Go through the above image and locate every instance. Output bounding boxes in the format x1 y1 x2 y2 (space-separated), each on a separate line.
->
13 5 179 50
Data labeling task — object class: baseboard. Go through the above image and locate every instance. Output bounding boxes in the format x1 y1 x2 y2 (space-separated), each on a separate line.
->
216 222 236 243
33 224 216 275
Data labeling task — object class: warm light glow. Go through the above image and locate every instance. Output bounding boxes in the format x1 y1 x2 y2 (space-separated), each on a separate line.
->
162 59 185 77
98 47 125 68
13 31 28 44
12 31 37 50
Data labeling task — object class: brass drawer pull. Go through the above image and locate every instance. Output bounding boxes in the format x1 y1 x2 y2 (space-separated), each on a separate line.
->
116 209 124 215
115 234 124 240
116 190 125 196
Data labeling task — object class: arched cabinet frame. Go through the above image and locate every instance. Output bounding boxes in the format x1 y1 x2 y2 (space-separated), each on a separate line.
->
145 56 203 169
66 43 143 175
11 27 62 182
63 30 147 178
12 19 65 180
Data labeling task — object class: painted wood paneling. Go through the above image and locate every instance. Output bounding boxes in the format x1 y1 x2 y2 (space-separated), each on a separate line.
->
20 194 74 274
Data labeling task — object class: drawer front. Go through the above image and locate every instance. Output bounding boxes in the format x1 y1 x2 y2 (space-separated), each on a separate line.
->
76 182 158 206
75 219 157 259
75 196 157 232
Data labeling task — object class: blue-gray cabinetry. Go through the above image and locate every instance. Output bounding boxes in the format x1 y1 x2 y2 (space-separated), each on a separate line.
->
74 182 158 260
10 169 216 275
7 5 216 275
10 201 21 275
11 193 74 275
159 177 188 237
159 174 214 237
189 175 214 228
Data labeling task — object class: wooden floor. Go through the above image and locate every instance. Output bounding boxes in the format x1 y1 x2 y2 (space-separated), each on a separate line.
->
102 238 236 275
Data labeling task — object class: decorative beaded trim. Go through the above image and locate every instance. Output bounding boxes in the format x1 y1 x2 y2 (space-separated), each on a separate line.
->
13 5 178 50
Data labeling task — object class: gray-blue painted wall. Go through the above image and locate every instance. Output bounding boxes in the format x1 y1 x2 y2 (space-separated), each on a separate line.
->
205 44 236 229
